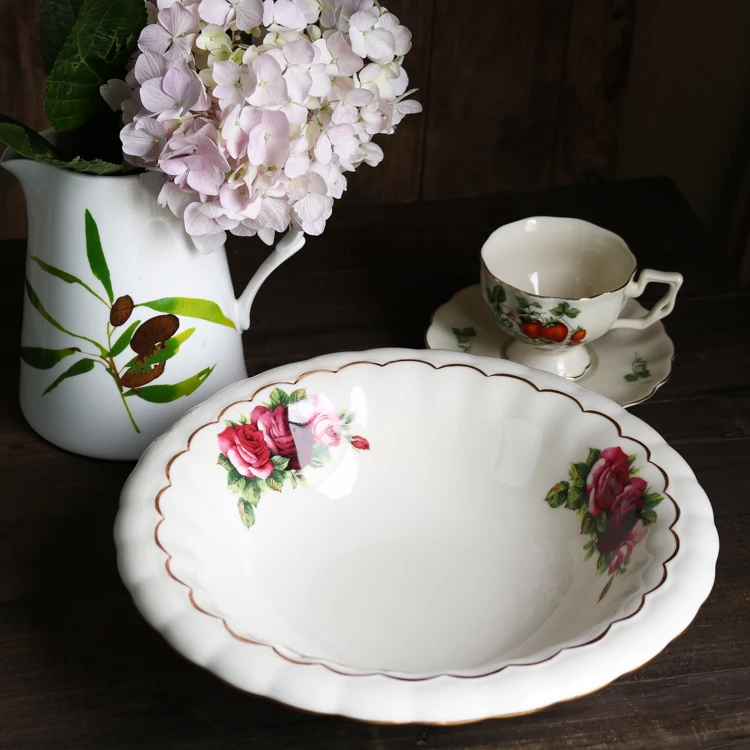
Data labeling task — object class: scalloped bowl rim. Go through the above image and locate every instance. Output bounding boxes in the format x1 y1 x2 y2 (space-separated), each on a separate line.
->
115 348 718 724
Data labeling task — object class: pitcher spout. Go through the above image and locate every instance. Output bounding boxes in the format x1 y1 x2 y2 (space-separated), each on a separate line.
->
0 148 60 204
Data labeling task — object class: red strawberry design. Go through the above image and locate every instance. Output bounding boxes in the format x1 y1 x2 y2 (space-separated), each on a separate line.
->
520 320 542 339
541 322 568 342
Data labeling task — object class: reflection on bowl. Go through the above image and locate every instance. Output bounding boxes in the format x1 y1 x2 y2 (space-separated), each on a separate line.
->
155 360 678 680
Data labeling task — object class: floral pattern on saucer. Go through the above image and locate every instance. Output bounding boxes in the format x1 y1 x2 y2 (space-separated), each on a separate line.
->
545 447 663 601
218 388 370 528
426 285 675 408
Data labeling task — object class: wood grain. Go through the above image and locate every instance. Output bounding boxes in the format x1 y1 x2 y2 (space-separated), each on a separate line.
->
421 0 571 199
0 1 640 240
553 0 637 183
342 0 434 207
0 180 748 748
0 0 47 241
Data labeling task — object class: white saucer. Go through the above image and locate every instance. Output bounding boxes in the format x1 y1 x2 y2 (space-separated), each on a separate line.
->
426 285 674 407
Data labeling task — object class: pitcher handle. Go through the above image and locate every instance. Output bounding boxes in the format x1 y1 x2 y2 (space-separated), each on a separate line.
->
235 229 306 333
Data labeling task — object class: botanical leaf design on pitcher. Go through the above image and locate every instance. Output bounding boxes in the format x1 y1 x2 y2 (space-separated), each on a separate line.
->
20 209 235 433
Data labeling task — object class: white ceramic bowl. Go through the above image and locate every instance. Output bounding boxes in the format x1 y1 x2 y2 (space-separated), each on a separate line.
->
115 348 718 724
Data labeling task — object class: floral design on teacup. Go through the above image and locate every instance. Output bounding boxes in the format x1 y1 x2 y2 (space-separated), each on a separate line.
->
545 446 664 601
485 283 587 348
217 388 371 529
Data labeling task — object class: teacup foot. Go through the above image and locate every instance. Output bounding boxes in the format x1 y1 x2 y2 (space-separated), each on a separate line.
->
506 341 591 379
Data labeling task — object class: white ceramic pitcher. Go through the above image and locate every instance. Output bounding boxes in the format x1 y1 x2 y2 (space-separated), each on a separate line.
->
1 149 306 460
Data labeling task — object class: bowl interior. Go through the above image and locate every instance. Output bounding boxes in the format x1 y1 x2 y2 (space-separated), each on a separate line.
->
157 361 677 679
481 218 637 298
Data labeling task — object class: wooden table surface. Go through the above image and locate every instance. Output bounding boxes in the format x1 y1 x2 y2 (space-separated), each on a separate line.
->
1 178 748 750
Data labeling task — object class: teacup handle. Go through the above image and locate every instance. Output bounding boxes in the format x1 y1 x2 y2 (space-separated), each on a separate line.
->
610 269 683 330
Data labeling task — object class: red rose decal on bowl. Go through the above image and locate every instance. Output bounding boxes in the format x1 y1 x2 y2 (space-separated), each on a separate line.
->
289 393 343 448
218 423 274 480
608 521 649 576
586 446 632 517
217 388 371 529
596 476 648 554
252 404 301 470
545 446 664 601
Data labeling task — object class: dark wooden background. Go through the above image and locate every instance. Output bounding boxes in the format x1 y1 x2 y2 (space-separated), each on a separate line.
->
0 0 636 239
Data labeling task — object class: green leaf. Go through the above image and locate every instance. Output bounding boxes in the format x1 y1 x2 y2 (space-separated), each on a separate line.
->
596 553 613 576
84 210 114 303
288 389 306 404
21 346 79 369
30 255 110 305
125 365 215 403
574 462 590 481
642 492 664 513
25 278 107 356
242 479 262 506
226 469 243 489
45 0 147 131
565 307 581 319
0 114 124 174
565 485 586 510
586 448 601 467
238 499 256 529
294 471 307 487
138 297 235 329
544 481 569 508
628 454 638 466
266 474 283 492
238 413 248 424
640 509 658 525
217 453 233 471
596 512 608 533
40 0 86 72
108 320 141 358
271 455 290 471
42 357 96 394
310 443 331 469
581 512 596 535
224 419 237 429
624 373 639 382
584 546 596 561
568 463 586 487
268 388 291 409
549 302 569 317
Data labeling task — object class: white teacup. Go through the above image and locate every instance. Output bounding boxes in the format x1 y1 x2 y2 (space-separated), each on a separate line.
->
480 217 683 379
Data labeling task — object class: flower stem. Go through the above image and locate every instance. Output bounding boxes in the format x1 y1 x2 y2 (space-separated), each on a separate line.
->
106 323 141 433
118 388 141 434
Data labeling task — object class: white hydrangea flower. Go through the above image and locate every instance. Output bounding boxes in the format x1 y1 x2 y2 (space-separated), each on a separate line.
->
108 0 422 252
